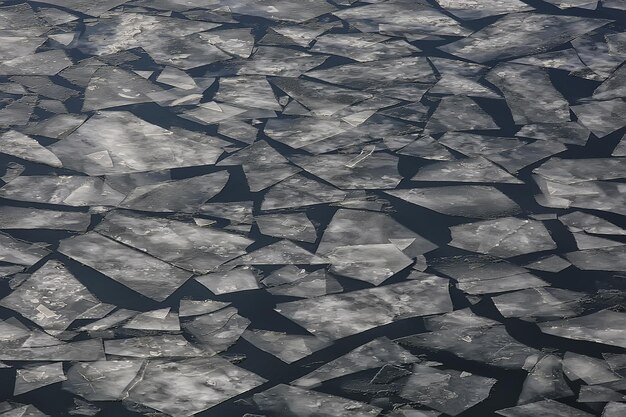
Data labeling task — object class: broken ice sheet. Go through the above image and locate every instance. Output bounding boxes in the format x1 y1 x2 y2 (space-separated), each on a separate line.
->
398 325 540 369
14 362 67 395
0 403 49 417
423 308 499 331
310 33 419 62
0 339 105 362
0 176 125 207
63 360 143 401
255 212 317 243
539 309 626 348
96 211 252 274
496 399 594 417
0 50 73 76
492 287 588 321
401 365 496 416
182 307 250 353
435 0 533 20
253 384 381 417
0 206 90 232
266 269 343 298
179 300 230 318
48 111 223 175
233 240 324 266
425 95 499 133
261 174 347 211
571 99 626 138
411 157 523 184
197 201 254 224
0 232 50 267
195 267 260 294
58 232 193 302
124 308 180 332
534 157 626 184
0 260 100 331
566 245 626 271
126 357 265 416
264 117 349 149
242 329 330 363
215 76 281 111
518 354 573 405
276 276 452 340
510 48 589 73
104 335 206 359
427 74 500 98
449 217 557 257
0 130 62 167
563 352 621 385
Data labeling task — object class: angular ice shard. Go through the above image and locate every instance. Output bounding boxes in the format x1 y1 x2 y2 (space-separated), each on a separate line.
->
602 402 626 417
0 50 72 76
96 211 252 273
398 325 540 369
234 240 324 266
63 360 143 401
534 157 626 184
486 64 570 124
311 33 418 63
0 260 100 331
182 307 250 353
126 357 266 416
262 175 347 211
401 365 496 415
266 269 343 298
124 308 180 332
412 157 522 184
221 0 336 22
290 152 402 189
0 207 90 232
497 400 593 416
0 176 125 207
215 76 281 111
119 171 230 213
439 13 609 63
450 217 557 257
424 308 499 331
276 277 452 340
492 287 587 321
563 352 621 385
200 28 254 58
593 64 626 101
58 232 193 302
434 0 533 20
79 309 137 332
539 309 626 348
242 329 330 363
487 141 567 174
571 99 626 138
0 232 50 267
179 300 230 318
104 335 206 359
525 255 571 273
510 49 588 73
565 245 626 271
428 74 500 98
0 403 49 417
14 362 66 395
253 384 381 417
264 117 348 149
196 267 260 294
396 135 455 161
49 112 222 175
425 96 499 133
518 355 573 405
197 201 254 224
255 213 317 243
0 130 62 167
0 339 105 362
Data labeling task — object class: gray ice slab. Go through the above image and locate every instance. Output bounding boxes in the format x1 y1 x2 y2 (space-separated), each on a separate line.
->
49 111 222 175
96 211 252 274
425 96 499 133
58 232 193 302
182 307 250 353
539 309 626 348
14 362 66 395
492 287 587 321
214 47 328 77
487 141 567 173
79 309 138 332
0 130 62 167
195 267 260 294
510 49 588 72
571 99 626 138
22 114 87 140
431 254 532 282
199 28 254 58
63 360 143 401
261 175 347 211
119 171 230 213
276 276 452 340
311 33 418 63
197 201 254 224
434 0 533 20
572 31 623 79
398 325 540 369
401 365 496 415
535 157 626 184
264 117 348 149
525 255 571 272
124 308 180 332
234 240 324 266
593 64 626 101
578 385 625 402
496 399 594 416
178 300 230 318
518 354 573 405
424 308 499 331
411 157 523 184
0 339 105 362
563 352 621 385
397 136 455 161
566 245 626 271
439 13 609 63
450 217 557 257
104 335 206 359
253 384 381 417
0 206 90 232
428 74 500 98
437 133 526 157
0 232 50 267
457 273 549 295
0 176 125 207
0 404 49 417
602 402 626 417
0 50 72 76
267 269 343 298
255 212 317 243
219 0 336 22
0 260 100 331
242 329 330 363
215 76 281 110
386 186 521 219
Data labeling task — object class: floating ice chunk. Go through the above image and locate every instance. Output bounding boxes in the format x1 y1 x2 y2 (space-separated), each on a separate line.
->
424 308 499 331
488 141 567 173
572 232 624 250
0 130 62 167
50 111 222 175
401 365 496 415
79 309 138 332
234 240 324 266
571 99 626 138
182 307 250 353
242 329 330 363
198 201 254 224
0 50 72 76
311 33 419 62
215 76 281 111
63 360 143 401
265 117 348 149
386 186 521 219
602 402 626 417
497 399 594 416
428 74 500 98
492 287 587 321
449 217 557 257
96 211 252 273
0 175 125 207
1 162 24 183
179 101 247 124
22 114 88 139
0 232 49 267
544 0 599 9
593 64 626 101
486 64 570 124
261 265 308 287
104 335 206 359
124 308 180 332
457 273 549 295
525 255 571 272
432 254 529 282
325 244 413 285
0 403 49 417
397 135 455 161
510 49 588 72
276 277 452 340
539 310 626 348
412 157 523 184
563 352 621 385
12 75 79 101
439 13 609 63
434 0 533 20
307 57 435 89
262 175 347 211
219 140 289 166
255 212 317 243
0 96 36 127
0 339 105 362
126 357 266 416
255 384 382 416
439 132 526 157
0 260 100 331
266 269 343 298
156 66 198 90
58 232 192 302
196 267 260 294
14 362 66 395
572 31 624 79
269 22 338 46
613 134 626 156
199 28 254 58
398 325 540 369
220 0 336 22
291 152 402 189
0 206 90 232
179 300 230 318
578 385 625 402
518 355 573 405
119 171 229 213
426 96 499 133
